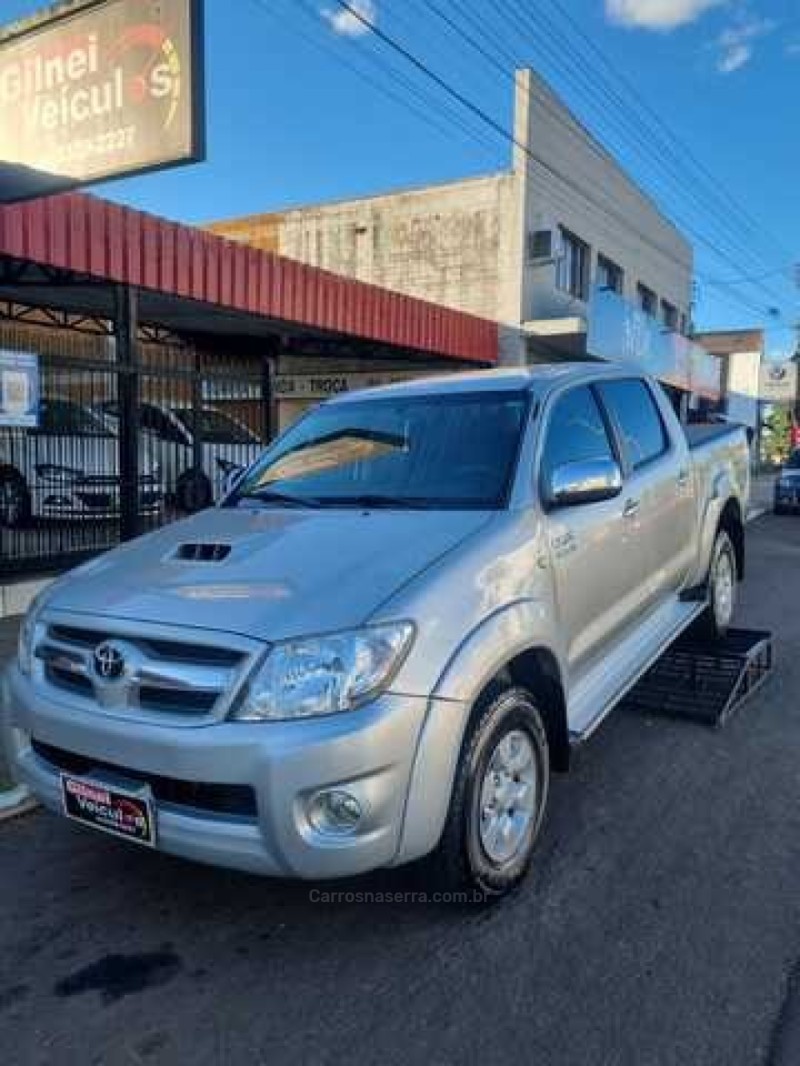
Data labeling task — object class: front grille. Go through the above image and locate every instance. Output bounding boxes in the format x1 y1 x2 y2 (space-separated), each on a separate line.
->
38 622 251 719
49 627 241 667
32 739 257 819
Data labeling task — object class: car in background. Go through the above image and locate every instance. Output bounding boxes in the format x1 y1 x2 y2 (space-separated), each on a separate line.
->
97 402 264 511
774 451 800 514
0 398 162 528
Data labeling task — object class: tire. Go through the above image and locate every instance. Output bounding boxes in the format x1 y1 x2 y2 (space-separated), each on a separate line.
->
175 469 213 513
695 529 737 641
428 686 550 901
0 468 31 529
774 504 787 516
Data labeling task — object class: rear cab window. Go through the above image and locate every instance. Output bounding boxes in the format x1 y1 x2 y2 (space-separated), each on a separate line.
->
596 379 669 471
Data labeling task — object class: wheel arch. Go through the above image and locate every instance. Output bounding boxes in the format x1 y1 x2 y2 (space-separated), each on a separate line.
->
396 640 569 866
717 496 745 580
493 647 570 773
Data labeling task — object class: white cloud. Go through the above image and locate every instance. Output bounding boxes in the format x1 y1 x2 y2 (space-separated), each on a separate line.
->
321 0 377 37
715 17 775 74
605 0 726 31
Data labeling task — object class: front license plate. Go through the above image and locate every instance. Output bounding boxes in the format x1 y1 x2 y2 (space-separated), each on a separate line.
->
60 774 156 848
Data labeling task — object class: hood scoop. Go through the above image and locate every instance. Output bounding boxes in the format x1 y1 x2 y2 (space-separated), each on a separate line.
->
173 542 232 563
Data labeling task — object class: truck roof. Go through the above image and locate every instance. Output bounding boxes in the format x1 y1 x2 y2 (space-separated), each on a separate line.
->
329 362 639 404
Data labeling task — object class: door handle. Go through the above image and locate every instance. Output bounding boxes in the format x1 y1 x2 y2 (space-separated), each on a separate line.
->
622 498 640 519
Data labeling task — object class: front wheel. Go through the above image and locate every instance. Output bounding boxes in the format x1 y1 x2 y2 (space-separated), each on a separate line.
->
696 529 737 641
429 686 550 901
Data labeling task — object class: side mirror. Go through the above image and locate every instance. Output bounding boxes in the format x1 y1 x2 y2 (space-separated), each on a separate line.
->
546 457 623 509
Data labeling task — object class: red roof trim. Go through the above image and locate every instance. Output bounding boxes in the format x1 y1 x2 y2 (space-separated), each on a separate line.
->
0 192 498 365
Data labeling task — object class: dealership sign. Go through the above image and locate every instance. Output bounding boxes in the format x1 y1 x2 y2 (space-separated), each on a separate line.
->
0 0 204 202
759 361 797 403
274 371 437 401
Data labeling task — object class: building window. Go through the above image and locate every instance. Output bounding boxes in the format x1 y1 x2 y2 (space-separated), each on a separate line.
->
528 229 553 261
660 299 678 331
637 283 657 317
556 228 590 300
597 254 624 294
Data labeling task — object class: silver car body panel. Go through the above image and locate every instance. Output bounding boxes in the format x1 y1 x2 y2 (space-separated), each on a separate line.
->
2 363 750 877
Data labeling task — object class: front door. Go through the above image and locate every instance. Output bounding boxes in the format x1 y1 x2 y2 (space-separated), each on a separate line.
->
540 385 649 685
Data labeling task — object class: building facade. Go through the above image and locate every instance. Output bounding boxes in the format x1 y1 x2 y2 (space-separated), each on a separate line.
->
696 330 764 431
209 69 694 370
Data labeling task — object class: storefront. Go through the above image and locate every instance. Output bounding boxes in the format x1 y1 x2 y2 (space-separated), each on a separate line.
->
0 192 497 577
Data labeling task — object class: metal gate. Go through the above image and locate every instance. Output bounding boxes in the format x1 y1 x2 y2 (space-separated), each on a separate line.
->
0 300 269 578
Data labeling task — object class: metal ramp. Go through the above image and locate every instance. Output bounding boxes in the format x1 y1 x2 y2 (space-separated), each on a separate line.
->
622 628 773 728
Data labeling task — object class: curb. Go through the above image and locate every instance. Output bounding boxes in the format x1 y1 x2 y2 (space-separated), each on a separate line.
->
747 508 767 525
0 786 38 823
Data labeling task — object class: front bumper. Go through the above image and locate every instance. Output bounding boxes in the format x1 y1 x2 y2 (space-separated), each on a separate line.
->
2 663 438 879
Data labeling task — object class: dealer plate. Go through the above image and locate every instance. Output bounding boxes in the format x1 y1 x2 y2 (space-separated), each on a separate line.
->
60 774 156 848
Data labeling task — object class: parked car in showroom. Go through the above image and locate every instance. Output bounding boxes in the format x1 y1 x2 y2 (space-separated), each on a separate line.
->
3 365 749 898
96 401 263 512
0 398 162 528
773 451 800 514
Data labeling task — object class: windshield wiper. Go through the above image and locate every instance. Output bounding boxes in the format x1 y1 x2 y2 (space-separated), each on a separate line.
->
234 489 323 508
320 494 439 509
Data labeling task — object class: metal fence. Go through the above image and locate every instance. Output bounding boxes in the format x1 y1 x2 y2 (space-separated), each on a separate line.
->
0 305 270 577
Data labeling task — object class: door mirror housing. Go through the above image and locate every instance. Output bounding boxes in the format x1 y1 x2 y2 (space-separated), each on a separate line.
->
545 457 623 509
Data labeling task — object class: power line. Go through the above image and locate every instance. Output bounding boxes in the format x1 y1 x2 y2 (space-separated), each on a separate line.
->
489 0 796 309
330 1 703 267
331 0 792 325
543 0 796 272
414 0 795 315
246 0 504 162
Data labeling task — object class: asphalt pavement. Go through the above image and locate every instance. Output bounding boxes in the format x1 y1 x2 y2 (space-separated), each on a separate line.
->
1 512 800 1066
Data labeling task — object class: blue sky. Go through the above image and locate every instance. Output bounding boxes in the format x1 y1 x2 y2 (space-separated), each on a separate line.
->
3 0 799 354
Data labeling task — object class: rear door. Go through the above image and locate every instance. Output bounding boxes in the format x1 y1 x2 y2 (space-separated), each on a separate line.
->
595 378 695 603
540 385 649 681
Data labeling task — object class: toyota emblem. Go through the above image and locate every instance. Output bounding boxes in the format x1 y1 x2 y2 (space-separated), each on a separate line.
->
93 641 126 681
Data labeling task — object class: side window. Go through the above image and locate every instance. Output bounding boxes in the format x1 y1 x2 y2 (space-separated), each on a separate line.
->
139 405 186 445
598 379 668 470
541 386 615 488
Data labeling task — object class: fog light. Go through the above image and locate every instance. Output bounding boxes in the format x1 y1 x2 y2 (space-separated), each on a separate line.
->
307 790 363 836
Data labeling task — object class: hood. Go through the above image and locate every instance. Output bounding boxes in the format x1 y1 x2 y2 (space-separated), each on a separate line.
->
47 505 492 641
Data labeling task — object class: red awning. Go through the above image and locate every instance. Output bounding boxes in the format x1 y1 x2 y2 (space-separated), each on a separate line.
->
0 193 498 365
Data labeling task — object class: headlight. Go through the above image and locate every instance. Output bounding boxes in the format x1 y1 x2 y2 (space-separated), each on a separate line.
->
17 590 48 676
232 622 415 722
35 463 84 484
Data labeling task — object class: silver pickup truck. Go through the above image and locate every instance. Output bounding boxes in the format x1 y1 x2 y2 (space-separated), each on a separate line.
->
2 364 749 898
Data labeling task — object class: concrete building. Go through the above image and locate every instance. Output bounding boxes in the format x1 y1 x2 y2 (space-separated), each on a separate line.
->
695 330 763 430
209 69 694 370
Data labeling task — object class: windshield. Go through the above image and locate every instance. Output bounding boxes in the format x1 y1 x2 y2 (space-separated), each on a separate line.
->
172 407 259 445
785 452 800 470
230 391 529 509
